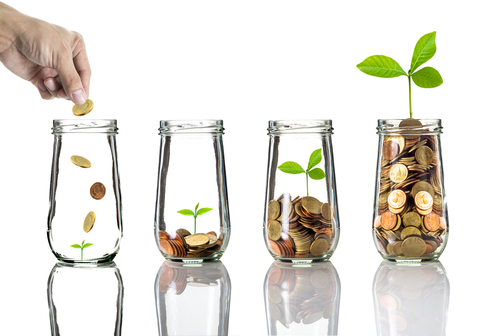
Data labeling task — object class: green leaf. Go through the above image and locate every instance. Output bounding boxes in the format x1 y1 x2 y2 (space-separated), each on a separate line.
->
411 67 443 88
195 203 200 212
196 207 213 216
178 209 195 216
356 55 407 78
307 149 322 171
410 31 436 74
308 168 325 180
83 243 93 249
70 244 81 249
278 161 305 174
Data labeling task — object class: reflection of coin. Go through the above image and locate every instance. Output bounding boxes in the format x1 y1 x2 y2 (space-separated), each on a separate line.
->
415 146 434 165
403 212 422 228
381 211 397 230
83 211 96 232
72 99 94 116
414 191 433 210
90 182 106 200
268 285 282 304
424 212 440 231
388 189 406 209
268 220 282 241
383 140 399 160
268 200 280 220
389 164 408 183
401 237 426 257
310 270 328 289
70 155 91 168
310 238 328 257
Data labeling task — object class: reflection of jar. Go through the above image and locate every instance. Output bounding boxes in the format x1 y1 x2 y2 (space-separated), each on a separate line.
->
47 262 124 335
264 261 340 335
373 261 449 335
264 120 340 262
48 120 123 263
373 119 448 261
155 261 231 336
155 120 230 262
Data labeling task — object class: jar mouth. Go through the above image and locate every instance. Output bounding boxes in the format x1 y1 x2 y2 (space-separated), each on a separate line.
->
268 120 333 135
159 120 224 135
377 119 442 135
52 119 118 134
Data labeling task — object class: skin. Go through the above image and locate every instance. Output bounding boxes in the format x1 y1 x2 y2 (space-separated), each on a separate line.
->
0 2 90 104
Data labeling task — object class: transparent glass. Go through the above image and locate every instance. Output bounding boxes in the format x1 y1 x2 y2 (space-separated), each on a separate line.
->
48 120 123 264
373 261 449 335
264 261 341 335
47 262 124 336
264 120 340 262
155 120 230 262
373 119 448 261
155 260 231 336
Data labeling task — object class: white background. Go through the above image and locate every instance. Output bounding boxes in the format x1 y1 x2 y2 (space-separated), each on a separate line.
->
1 0 499 335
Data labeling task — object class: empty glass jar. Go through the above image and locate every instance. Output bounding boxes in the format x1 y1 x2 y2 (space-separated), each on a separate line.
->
47 120 123 263
373 119 448 261
155 120 230 262
264 120 340 262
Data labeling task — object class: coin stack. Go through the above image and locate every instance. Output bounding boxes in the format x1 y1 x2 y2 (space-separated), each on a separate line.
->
375 122 446 259
267 268 336 328
267 194 334 259
158 229 224 259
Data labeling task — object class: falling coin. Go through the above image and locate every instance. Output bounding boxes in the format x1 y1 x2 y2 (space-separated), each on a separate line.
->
72 99 94 116
83 211 96 233
70 155 91 168
90 182 106 200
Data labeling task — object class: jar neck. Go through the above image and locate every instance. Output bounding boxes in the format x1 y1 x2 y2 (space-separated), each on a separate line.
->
268 120 333 136
377 119 442 135
159 120 224 135
52 119 118 134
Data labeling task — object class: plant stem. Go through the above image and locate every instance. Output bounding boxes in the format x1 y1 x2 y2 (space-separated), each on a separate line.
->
194 216 197 234
408 75 413 118
306 173 309 196
81 247 83 261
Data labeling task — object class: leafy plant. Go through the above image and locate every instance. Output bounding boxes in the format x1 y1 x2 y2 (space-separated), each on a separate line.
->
278 148 325 196
356 31 443 118
70 240 93 261
177 203 213 234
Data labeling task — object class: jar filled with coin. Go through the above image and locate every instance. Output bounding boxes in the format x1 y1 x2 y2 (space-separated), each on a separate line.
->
48 119 123 263
373 119 448 261
155 120 230 262
264 120 340 262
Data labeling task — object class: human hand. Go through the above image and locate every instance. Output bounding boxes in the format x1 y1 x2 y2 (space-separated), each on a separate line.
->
0 2 90 105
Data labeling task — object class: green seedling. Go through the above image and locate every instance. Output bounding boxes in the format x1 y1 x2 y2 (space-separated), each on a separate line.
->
70 240 93 261
278 148 325 196
356 31 443 118
177 203 213 234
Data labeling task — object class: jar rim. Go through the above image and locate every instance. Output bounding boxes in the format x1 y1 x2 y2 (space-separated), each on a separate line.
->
268 119 333 135
377 118 442 135
159 119 224 135
52 119 118 134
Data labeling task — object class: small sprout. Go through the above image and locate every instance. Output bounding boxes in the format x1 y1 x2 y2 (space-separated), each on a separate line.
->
71 240 93 261
177 203 213 234
278 148 325 196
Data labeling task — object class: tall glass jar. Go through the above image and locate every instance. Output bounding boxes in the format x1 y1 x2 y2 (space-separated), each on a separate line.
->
155 120 230 262
48 120 123 263
373 119 448 261
264 120 339 262
155 261 231 336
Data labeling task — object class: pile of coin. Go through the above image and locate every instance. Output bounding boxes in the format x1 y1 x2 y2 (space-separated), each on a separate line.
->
158 263 223 294
158 229 224 259
267 194 334 259
267 268 337 328
374 120 447 259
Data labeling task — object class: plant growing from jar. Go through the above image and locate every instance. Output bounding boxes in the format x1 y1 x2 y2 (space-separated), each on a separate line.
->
177 203 213 234
70 240 93 261
278 148 325 196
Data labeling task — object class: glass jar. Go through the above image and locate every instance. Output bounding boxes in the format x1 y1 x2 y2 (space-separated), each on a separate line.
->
373 261 449 335
47 262 124 335
155 120 230 262
155 260 231 336
264 261 341 335
373 119 448 261
264 120 340 262
47 120 123 263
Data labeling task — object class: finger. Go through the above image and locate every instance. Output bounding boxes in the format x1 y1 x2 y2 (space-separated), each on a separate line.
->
54 51 86 105
35 78 53 100
72 39 91 98
53 76 69 99
44 77 63 98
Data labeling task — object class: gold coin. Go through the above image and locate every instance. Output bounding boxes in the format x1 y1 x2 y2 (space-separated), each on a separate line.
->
388 189 406 209
399 118 422 140
401 226 421 240
90 182 106 200
83 211 96 233
401 237 426 257
392 215 402 231
268 220 282 241
414 191 433 210
301 196 322 215
415 146 434 165
268 200 280 220
310 238 329 257
321 203 332 220
72 99 94 116
185 234 210 247
70 155 91 168
177 228 191 237
402 212 422 228
389 164 408 183
387 135 405 154
416 206 433 216
392 241 403 256
411 181 435 200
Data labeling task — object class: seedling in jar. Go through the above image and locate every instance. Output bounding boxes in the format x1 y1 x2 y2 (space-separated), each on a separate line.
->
177 203 213 234
278 148 325 196
356 31 443 118
70 240 93 261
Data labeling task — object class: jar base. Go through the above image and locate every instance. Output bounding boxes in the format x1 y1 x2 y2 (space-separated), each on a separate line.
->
56 253 117 265
273 257 331 263
382 255 440 263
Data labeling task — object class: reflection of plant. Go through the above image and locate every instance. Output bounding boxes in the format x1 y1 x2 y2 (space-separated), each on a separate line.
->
177 203 213 234
71 240 93 261
356 31 443 118
278 148 325 196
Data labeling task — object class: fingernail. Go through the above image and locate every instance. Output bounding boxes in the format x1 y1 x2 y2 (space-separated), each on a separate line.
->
45 78 57 91
38 81 47 92
72 90 86 105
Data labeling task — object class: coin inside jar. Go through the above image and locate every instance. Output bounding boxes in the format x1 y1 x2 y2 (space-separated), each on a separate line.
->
381 211 397 230
383 140 399 160
414 191 433 210
83 211 96 233
401 237 426 257
401 226 421 240
388 189 406 209
185 234 210 247
268 200 281 220
310 238 329 257
301 196 322 215
424 212 440 231
415 145 434 165
90 182 106 200
268 220 282 241
389 164 408 183
399 118 423 140
402 212 422 228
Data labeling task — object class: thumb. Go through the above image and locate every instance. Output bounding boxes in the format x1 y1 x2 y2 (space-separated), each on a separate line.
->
54 56 87 105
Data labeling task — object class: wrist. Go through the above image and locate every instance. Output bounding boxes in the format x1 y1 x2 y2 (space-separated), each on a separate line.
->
0 3 23 54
